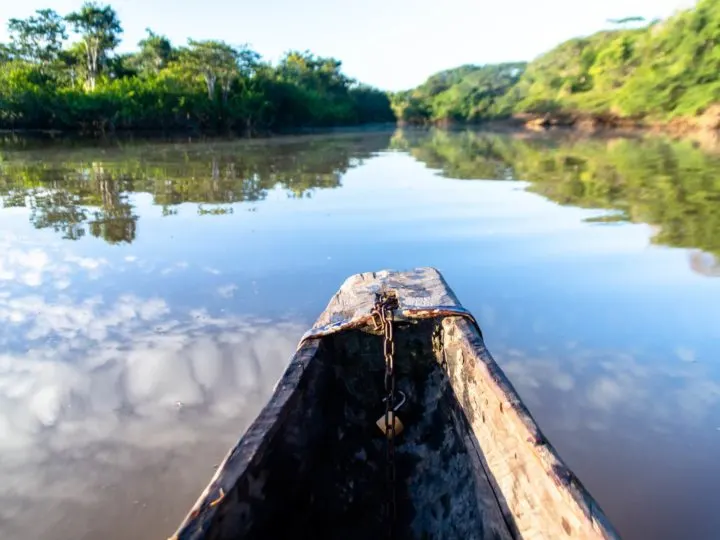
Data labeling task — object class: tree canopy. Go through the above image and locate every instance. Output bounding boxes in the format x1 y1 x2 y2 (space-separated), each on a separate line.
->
393 0 720 125
3 0 719 131
8 9 67 65
390 63 527 124
65 2 123 90
0 3 393 133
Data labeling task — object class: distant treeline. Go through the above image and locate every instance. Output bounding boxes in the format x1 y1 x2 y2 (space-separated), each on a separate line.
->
392 0 720 127
0 3 394 133
4 0 719 134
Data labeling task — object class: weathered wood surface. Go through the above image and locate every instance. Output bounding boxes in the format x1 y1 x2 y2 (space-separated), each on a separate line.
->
307 266 619 539
443 317 619 539
170 266 620 540
300 267 480 343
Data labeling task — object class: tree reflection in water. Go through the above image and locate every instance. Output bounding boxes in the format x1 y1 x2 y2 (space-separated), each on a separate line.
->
0 132 392 244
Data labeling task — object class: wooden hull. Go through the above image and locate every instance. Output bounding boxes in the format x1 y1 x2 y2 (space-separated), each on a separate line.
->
171 268 619 540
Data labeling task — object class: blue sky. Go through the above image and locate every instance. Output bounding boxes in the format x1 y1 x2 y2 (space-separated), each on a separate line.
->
0 0 696 90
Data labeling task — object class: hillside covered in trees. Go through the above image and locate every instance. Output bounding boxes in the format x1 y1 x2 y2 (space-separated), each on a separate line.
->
392 0 720 129
0 3 394 132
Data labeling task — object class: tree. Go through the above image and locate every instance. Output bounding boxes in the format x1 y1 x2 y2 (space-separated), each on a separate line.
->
7 9 67 66
588 36 636 90
0 1 394 132
133 28 174 76
56 42 88 87
180 40 258 101
65 2 122 90
0 43 15 64
277 51 352 94
391 63 527 123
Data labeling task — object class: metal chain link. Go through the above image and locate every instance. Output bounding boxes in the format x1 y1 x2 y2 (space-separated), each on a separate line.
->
372 292 398 538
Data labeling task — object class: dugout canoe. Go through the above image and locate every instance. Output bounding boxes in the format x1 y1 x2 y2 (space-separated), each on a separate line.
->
171 267 619 540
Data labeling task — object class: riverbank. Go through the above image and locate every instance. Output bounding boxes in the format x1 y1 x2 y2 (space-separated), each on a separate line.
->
0 122 397 138
391 0 720 139
397 111 720 147
521 104 720 134
515 107 720 152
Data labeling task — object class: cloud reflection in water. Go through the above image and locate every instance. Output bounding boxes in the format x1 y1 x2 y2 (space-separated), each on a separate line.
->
0 287 302 540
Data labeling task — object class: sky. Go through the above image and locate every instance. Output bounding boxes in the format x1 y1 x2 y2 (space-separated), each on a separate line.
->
0 0 697 90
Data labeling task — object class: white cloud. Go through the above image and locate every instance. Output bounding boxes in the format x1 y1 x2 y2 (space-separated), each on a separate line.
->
587 377 625 410
21 271 43 287
0 239 108 290
0 248 49 287
17 248 49 270
160 261 191 275
217 284 238 298
0 289 304 540
675 347 696 363
496 343 719 437
503 357 576 393
126 345 205 411
54 278 71 290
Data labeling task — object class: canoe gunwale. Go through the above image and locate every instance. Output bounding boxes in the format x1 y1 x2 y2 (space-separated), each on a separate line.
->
447 317 620 539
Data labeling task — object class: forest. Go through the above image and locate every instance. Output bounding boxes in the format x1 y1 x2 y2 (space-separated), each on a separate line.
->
2 0 720 133
0 3 394 132
392 0 720 128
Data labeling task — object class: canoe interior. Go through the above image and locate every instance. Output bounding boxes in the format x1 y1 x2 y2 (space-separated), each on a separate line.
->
172 268 618 540
196 319 507 540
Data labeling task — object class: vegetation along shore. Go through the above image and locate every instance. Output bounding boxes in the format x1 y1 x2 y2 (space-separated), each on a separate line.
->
1 0 719 134
392 0 720 134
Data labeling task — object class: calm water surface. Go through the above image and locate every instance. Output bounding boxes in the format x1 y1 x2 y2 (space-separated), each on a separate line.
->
1 129 719 540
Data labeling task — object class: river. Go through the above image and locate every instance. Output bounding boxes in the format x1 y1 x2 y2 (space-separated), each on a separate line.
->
0 128 718 539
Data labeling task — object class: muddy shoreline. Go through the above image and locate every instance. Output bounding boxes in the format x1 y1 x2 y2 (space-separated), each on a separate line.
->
399 107 720 148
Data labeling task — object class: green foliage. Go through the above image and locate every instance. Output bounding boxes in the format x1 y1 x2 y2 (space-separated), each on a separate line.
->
349 85 393 123
0 6 393 133
503 30 645 115
8 9 67 65
0 132 392 242
391 63 526 123
401 0 720 124
178 40 251 101
65 2 123 90
614 0 720 118
392 129 720 258
131 29 174 76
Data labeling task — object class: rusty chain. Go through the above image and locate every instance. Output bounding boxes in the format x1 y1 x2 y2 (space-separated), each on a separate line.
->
372 292 399 538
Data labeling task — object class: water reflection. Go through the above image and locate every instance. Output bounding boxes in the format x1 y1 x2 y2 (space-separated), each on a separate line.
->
493 341 720 540
0 132 391 244
392 129 720 264
0 282 302 539
0 129 719 540
3 130 720 267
